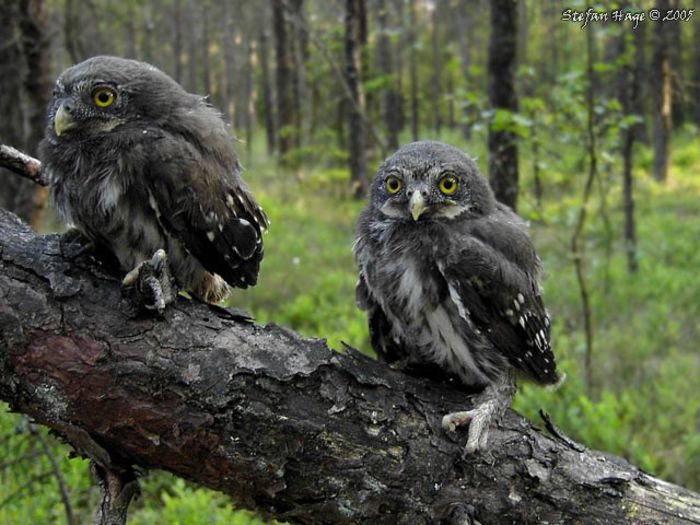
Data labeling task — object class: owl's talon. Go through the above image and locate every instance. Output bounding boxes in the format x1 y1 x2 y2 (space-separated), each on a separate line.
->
443 400 497 455
122 265 143 287
122 249 177 314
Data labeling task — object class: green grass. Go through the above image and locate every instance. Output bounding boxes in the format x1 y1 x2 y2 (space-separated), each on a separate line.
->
2 128 699 523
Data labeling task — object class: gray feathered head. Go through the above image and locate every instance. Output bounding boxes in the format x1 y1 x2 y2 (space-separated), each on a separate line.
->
370 141 496 222
46 55 206 141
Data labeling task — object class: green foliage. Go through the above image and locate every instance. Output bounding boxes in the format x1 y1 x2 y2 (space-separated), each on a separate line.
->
129 477 267 525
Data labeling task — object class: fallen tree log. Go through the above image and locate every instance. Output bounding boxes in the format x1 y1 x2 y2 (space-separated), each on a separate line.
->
1 209 700 524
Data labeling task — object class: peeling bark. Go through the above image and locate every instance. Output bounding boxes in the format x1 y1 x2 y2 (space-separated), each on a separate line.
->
1 210 699 523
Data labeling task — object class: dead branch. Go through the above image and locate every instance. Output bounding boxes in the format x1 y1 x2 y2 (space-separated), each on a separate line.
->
0 148 699 524
0 143 47 186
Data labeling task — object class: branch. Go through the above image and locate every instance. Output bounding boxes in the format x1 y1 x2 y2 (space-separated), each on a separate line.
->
0 208 699 521
27 420 77 525
0 143 47 186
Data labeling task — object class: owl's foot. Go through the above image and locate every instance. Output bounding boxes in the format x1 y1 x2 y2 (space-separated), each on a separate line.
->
59 228 94 259
442 372 516 455
122 249 178 314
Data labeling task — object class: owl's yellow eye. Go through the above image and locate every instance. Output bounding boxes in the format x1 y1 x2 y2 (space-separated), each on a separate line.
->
92 87 116 108
386 176 402 194
438 174 458 195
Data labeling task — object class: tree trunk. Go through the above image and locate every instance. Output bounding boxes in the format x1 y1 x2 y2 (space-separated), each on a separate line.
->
142 4 154 64
487 0 519 210
19 0 51 156
222 0 237 123
446 69 455 130
544 0 558 82
272 0 295 162
0 1 45 225
409 0 419 141
356 0 371 121
573 27 598 394
633 20 649 144
242 32 255 158
0 202 699 523
172 0 183 84
345 0 368 198
694 14 700 127
618 17 639 274
259 26 277 155
431 3 443 135
186 5 198 93
651 0 672 182
532 126 543 210
391 0 406 135
517 0 528 66
376 0 399 151
63 0 84 63
18 0 51 228
669 0 684 129
290 0 310 148
123 0 137 59
456 0 473 140
201 7 212 98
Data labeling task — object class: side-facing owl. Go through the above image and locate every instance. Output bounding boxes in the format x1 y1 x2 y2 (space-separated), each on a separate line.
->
354 141 560 453
39 56 268 306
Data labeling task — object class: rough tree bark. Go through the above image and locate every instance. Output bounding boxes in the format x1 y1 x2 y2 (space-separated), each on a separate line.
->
487 0 519 210
1 150 700 524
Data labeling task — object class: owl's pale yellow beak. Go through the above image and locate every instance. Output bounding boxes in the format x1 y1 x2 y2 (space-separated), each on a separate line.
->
54 104 77 136
409 192 427 221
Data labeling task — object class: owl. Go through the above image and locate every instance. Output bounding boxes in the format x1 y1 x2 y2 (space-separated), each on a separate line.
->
354 141 560 453
39 56 268 307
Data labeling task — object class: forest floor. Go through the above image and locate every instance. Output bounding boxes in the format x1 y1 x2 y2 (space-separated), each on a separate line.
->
1 130 699 524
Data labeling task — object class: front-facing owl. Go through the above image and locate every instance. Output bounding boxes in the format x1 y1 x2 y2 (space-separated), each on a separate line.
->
354 141 560 453
40 56 268 306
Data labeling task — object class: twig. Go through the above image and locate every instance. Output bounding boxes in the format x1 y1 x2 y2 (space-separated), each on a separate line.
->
27 420 76 525
0 144 47 186
539 410 585 452
570 28 597 395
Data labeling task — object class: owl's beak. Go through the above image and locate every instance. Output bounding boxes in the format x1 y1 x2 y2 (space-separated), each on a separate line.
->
409 191 427 221
54 103 77 136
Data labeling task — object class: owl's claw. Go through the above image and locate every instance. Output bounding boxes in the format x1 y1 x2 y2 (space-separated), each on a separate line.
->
442 400 498 455
122 249 178 314
442 372 516 455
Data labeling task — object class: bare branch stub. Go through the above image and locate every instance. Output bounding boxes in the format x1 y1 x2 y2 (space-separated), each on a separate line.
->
0 207 699 523
0 143 46 186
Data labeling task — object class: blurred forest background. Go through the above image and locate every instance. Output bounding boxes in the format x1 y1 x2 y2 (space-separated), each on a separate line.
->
1 0 699 523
